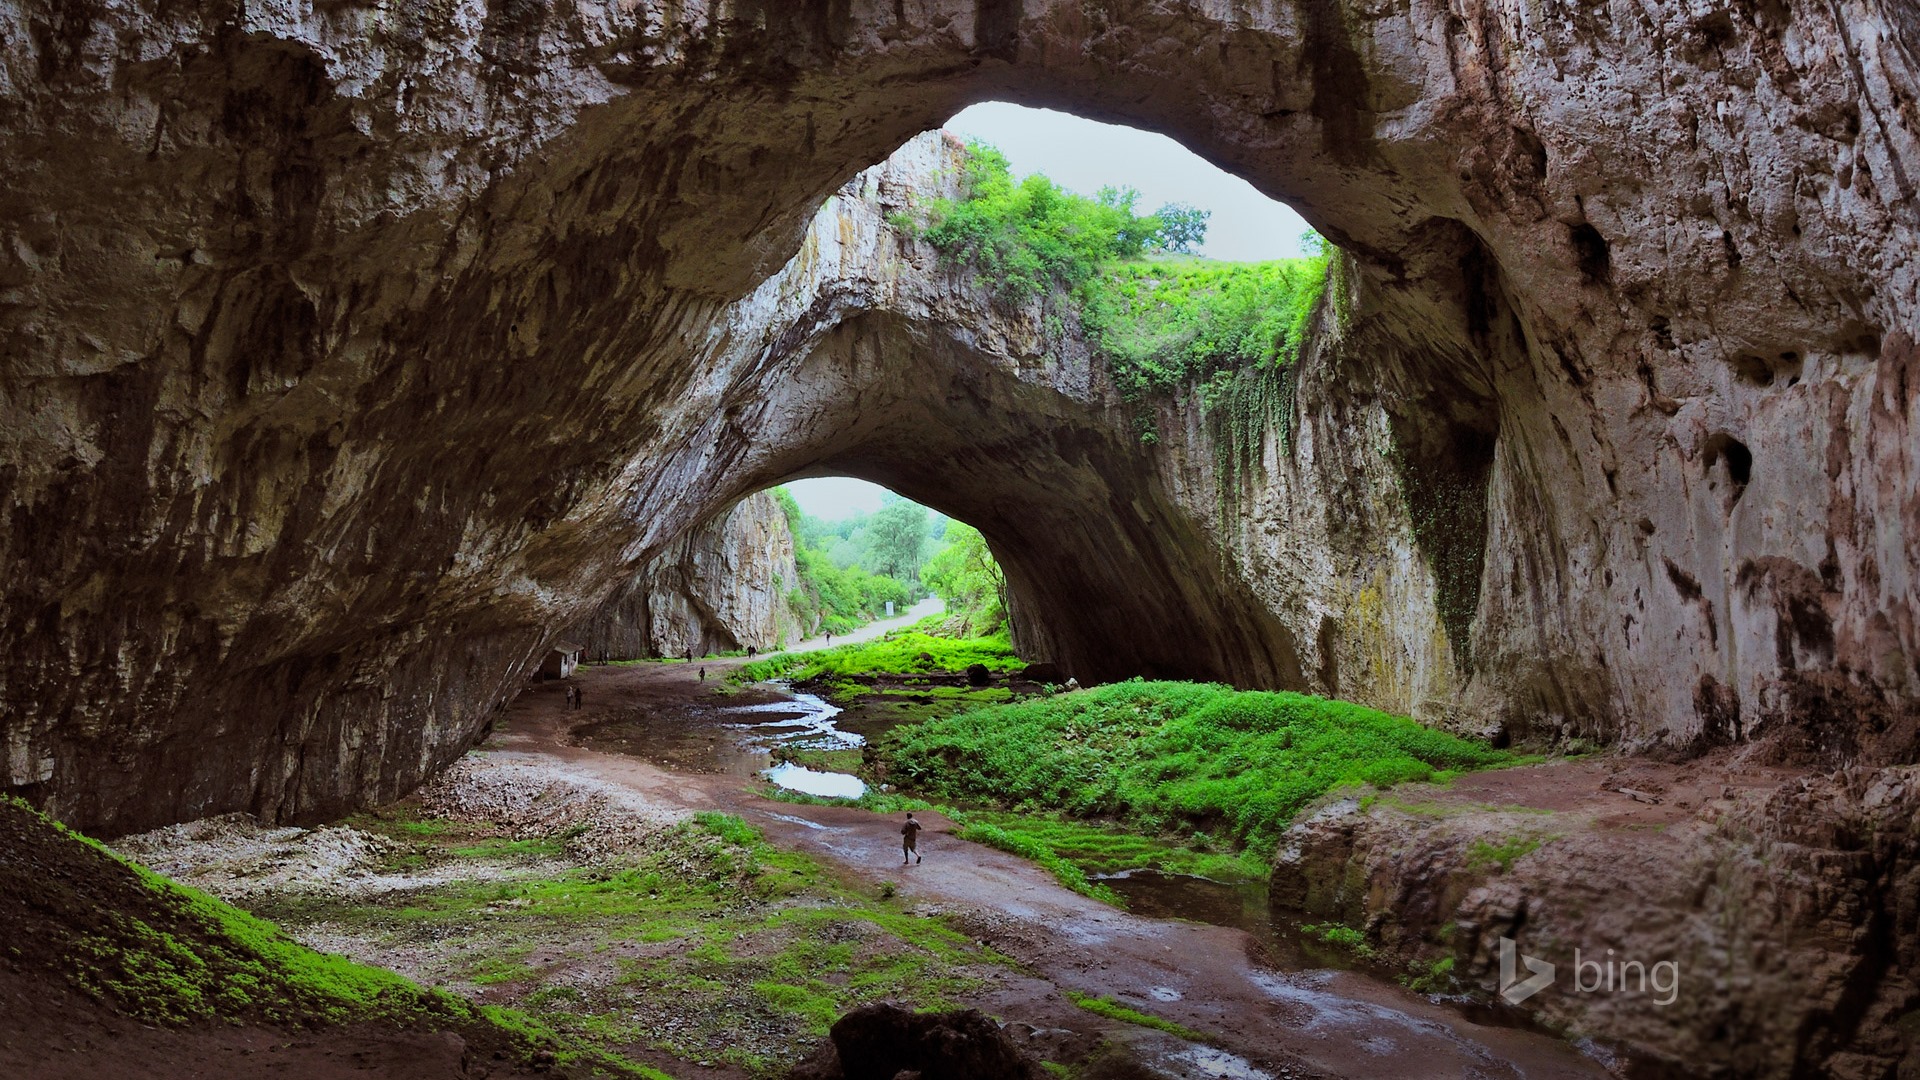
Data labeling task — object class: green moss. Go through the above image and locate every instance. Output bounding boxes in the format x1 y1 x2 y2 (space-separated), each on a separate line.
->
1 798 648 1074
1300 922 1375 960
1403 955 1456 994
1465 834 1545 873
1064 991 1206 1042
254 810 1005 1079
878 680 1512 858
450 836 569 860
735 633 1019 684
954 822 1123 906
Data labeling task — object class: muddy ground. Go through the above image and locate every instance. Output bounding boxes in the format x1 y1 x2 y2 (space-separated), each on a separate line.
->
119 659 1621 1079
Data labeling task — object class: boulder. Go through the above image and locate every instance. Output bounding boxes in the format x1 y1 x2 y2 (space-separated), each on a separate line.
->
791 1003 1037 1080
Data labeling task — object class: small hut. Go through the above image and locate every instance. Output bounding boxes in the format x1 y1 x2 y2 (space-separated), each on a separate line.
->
540 640 584 680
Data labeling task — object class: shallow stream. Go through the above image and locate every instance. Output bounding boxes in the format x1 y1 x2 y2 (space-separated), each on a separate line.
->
576 683 870 799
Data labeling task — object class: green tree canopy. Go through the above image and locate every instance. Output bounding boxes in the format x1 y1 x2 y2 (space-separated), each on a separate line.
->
920 522 1007 635
865 499 932 581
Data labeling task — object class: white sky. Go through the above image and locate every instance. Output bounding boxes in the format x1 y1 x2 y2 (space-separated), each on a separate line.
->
943 102 1313 262
784 477 892 520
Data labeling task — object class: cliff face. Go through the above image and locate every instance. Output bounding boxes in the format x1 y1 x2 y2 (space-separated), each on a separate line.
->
572 491 803 660
0 1 1915 832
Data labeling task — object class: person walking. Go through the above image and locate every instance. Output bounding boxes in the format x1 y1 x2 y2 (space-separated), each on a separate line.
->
699 666 706 681
573 684 583 710
900 813 922 865
564 685 576 709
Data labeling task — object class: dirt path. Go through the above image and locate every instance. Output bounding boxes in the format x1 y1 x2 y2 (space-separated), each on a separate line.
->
511 662 1609 1080
789 596 945 652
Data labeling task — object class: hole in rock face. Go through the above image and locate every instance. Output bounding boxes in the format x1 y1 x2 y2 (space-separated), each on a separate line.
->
675 104 1337 688
1702 432 1753 503
941 102 1315 261
1568 221 1610 284
1729 350 1804 388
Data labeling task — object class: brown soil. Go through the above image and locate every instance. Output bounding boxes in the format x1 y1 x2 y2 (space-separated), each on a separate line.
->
504 661 1612 1080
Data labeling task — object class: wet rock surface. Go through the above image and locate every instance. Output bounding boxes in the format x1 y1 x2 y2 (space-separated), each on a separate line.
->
1269 755 1920 1076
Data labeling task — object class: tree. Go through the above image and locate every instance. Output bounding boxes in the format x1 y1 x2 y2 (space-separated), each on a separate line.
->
866 499 931 581
921 522 1007 634
1152 203 1211 254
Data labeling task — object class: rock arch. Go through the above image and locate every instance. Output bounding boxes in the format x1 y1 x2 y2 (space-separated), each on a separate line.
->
1 2 1915 831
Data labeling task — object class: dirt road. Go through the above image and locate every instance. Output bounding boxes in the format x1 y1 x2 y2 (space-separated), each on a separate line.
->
510 660 1609 1080
789 596 945 651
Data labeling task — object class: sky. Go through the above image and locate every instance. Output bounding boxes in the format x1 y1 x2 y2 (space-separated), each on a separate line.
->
784 476 892 520
943 102 1314 262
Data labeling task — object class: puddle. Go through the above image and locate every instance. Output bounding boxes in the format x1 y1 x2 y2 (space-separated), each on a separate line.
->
1094 868 1273 939
1166 1046 1273 1079
577 684 867 798
763 762 866 798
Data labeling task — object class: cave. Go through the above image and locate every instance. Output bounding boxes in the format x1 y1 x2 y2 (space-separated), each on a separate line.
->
2 2 1918 1076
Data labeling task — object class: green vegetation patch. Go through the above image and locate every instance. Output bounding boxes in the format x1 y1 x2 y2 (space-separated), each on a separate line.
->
908 141 1336 475
735 632 1020 684
953 821 1122 905
1465 834 1546 873
958 812 1264 883
1300 922 1374 959
0 797 606 1072
1064 990 1206 1042
255 811 1005 1078
1403 955 1456 994
879 680 1513 857
1084 257 1327 401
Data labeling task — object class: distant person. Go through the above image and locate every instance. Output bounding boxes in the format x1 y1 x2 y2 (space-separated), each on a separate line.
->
683 647 693 662
825 632 832 645
573 685 584 710
747 645 757 659
901 813 922 865
699 666 706 681
563 685 576 709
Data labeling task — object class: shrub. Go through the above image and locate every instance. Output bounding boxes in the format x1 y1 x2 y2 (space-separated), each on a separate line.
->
879 681 1511 857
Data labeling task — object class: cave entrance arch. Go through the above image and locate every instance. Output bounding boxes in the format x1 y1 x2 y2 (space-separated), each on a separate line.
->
613 110 1338 688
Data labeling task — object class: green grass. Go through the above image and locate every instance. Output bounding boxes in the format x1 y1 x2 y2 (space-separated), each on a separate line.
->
256 811 1004 1078
1403 955 1456 994
1465 834 1545 873
449 836 569 860
1 798 631 1073
879 679 1513 858
1084 257 1327 401
1300 922 1374 958
734 632 1020 684
1064 990 1206 1042
958 812 1263 882
954 822 1122 905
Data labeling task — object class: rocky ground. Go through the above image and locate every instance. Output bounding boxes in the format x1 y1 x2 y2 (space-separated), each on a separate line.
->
1272 752 1920 1078
117 662 1612 1079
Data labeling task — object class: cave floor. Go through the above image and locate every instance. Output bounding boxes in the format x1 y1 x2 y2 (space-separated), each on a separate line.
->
112 658 1792 1078
468 660 1614 1079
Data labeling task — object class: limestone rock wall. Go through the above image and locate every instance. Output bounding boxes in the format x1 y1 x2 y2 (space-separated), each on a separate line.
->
572 491 804 660
0 1 1915 832
1269 764 1920 1075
